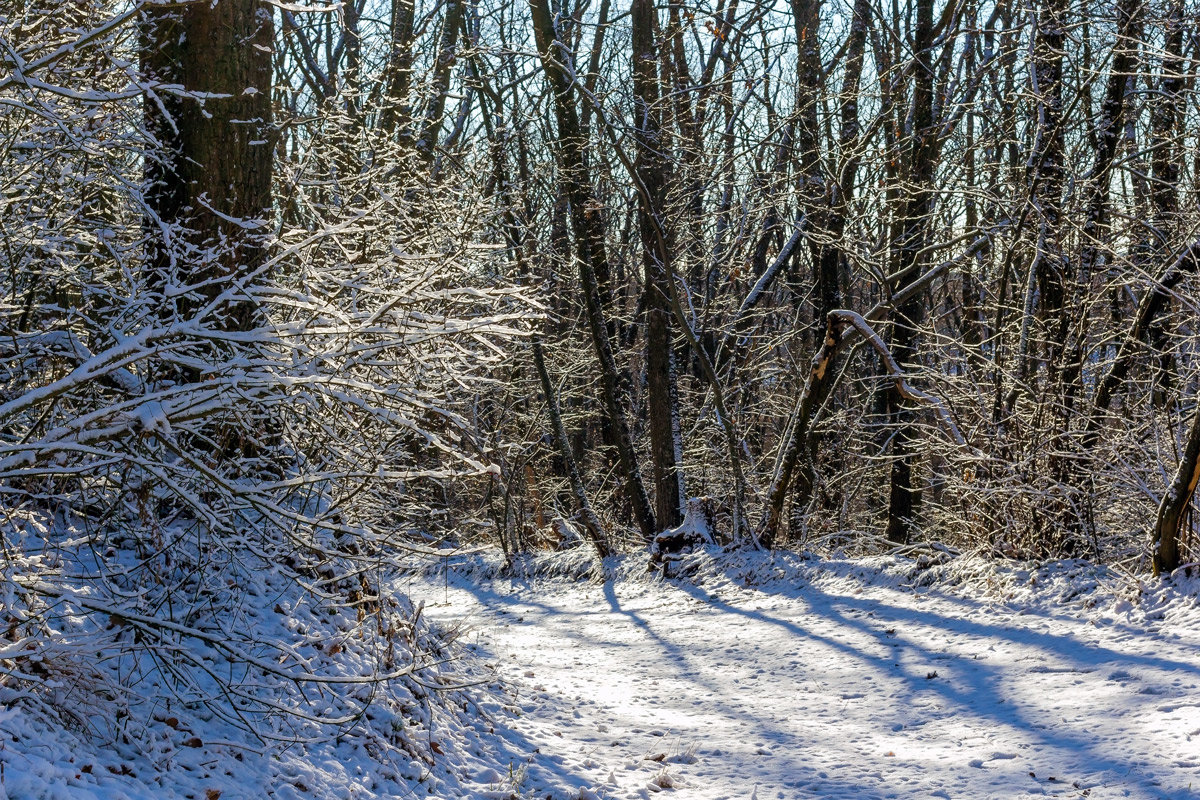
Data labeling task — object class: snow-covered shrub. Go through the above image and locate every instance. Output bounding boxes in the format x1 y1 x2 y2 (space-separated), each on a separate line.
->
0 3 530 762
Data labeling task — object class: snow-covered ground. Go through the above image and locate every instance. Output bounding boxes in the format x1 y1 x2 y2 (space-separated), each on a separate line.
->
6 548 1200 799
411 551 1200 800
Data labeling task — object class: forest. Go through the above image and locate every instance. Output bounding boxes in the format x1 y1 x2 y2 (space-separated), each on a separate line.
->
3 0 1200 798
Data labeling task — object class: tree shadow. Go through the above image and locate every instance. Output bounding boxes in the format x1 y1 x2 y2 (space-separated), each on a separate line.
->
666 570 1199 798
419 564 1199 799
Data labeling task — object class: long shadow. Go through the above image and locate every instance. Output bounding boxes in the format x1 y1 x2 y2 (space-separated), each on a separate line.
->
428 571 730 695
713 563 1200 678
417 565 1198 798
667 576 1196 796
599 579 729 695
743 553 1172 640
418 573 670 657
457 577 917 798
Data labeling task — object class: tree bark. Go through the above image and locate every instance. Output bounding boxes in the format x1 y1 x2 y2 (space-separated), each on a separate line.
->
141 0 274 330
1151 400 1200 575
416 0 465 157
632 0 683 529
1146 2 1185 407
1052 0 1139 538
1015 0 1068 399
140 3 186 307
885 0 937 545
380 0 417 137
1072 0 1139 300
789 0 834 330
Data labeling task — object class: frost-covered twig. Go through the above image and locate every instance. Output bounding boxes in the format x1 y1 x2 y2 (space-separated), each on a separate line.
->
829 311 969 448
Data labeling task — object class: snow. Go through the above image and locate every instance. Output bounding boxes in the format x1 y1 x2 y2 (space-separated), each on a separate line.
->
0 509 517 800
5 547 1200 799
411 551 1200 799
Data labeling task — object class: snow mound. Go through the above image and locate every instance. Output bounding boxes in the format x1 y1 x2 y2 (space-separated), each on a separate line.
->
0 513 521 800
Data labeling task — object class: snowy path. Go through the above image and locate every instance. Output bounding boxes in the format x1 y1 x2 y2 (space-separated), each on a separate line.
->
413 557 1200 800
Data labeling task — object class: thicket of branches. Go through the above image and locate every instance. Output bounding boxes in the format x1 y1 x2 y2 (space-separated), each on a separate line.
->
4 0 1200 758
1 0 528 748
448 0 1200 571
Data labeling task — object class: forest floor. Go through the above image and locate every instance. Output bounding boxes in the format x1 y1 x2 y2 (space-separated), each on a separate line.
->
410 549 1200 800
5 549 1200 800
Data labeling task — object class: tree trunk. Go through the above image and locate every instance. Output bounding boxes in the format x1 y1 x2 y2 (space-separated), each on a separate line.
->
141 0 274 330
140 3 186 308
760 314 844 545
885 0 936 545
789 0 834 330
1019 0 1072 550
342 0 363 120
632 0 683 529
791 0 868 526
1072 0 1138 301
1146 2 1185 407
1051 0 1139 540
1151 400 1200 575
380 0 417 137
1029 0 1068 343
416 0 465 157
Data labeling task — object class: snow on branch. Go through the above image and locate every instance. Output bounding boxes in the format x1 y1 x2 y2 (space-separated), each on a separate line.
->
829 311 969 448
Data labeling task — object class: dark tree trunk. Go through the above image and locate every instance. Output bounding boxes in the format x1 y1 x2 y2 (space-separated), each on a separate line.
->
1056 0 1139 535
1078 6 1186 460
885 0 937 545
1029 0 1068 342
381 0 417 138
756 0 869 547
1072 0 1139 300
343 0 363 119
1021 0 1072 550
789 0 833 331
761 315 845 544
632 0 683 529
1146 2 1185 407
140 4 186 307
141 0 274 330
417 0 465 157
1151 400 1200 575
1148 2 1184 232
